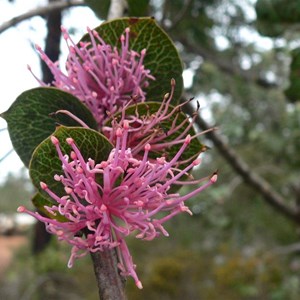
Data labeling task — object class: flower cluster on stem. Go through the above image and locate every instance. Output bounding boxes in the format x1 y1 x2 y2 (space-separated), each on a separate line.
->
22 22 217 290
18 120 216 288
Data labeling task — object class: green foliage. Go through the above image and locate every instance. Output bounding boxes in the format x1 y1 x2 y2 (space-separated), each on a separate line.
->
165 0 217 47
1 88 98 167
133 199 298 299
29 126 113 199
285 48 300 102
255 0 300 37
210 248 285 299
81 17 183 102
256 0 300 23
255 21 285 38
146 258 183 295
0 236 98 299
1 182 300 299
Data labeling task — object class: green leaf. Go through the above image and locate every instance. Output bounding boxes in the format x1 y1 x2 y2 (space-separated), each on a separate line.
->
32 193 68 222
29 126 113 198
80 17 183 103
107 102 205 168
1 87 98 167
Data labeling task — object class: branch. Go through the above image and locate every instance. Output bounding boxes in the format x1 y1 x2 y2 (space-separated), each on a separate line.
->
0 0 85 35
273 242 300 255
165 0 193 31
0 149 14 164
107 0 128 20
42 0 62 83
183 102 300 223
91 250 127 300
178 35 278 89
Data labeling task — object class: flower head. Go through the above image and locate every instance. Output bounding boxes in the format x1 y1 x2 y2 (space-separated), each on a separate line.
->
103 79 210 166
18 122 216 288
29 26 155 128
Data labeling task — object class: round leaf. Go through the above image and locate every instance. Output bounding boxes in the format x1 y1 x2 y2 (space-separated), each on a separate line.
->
29 126 113 198
80 17 183 103
1 87 98 167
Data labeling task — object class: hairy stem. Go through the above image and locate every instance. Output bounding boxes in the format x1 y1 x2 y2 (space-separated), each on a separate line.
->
91 249 127 300
0 0 85 35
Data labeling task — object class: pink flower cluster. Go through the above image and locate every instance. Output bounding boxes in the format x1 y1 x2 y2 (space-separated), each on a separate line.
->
22 24 217 289
29 26 154 128
18 119 217 288
103 79 209 163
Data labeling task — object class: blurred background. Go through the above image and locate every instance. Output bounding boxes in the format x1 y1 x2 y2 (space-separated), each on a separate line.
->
1 0 300 299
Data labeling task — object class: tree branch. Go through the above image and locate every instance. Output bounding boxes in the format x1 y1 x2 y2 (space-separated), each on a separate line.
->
42 0 62 83
0 149 14 164
178 35 278 89
165 0 193 31
0 0 85 35
107 0 128 20
273 242 300 255
183 102 300 223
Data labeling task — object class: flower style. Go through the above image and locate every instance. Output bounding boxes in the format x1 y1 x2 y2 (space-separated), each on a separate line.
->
29 26 155 128
18 121 217 289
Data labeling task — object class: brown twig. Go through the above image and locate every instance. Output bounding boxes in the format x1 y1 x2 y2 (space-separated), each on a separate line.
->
0 0 85 35
183 101 300 224
91 250 127 300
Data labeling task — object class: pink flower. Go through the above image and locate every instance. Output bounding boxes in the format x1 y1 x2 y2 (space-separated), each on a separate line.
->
103 79 211 166
29 26 155 128
18 122 216 288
